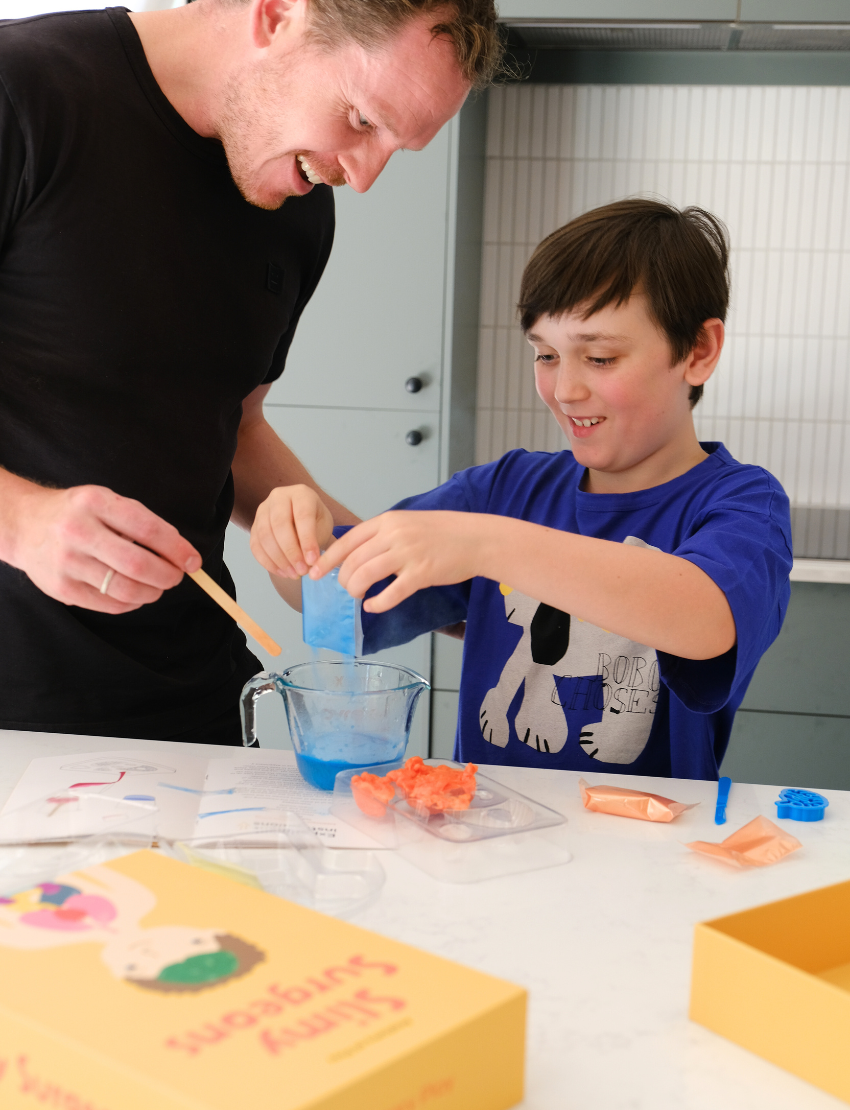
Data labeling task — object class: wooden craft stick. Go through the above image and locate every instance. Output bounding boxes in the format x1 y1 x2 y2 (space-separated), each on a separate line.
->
188 568 281 656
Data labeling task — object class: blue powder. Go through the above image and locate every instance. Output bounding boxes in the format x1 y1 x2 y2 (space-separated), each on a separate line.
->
301 568 362 656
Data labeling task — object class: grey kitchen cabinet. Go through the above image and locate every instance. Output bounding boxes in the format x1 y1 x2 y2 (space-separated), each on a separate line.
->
224 98 487 756
261 406 442 521
497 0 850 22
740 0 850 19
496 0 737 18
266 138 449 414
721 583 850 789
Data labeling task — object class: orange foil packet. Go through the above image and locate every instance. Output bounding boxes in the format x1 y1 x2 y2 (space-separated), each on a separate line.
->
686 815 802 868
579 778 698 823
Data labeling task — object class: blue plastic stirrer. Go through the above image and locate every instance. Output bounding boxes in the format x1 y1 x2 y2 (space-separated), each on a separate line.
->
714 776 731 825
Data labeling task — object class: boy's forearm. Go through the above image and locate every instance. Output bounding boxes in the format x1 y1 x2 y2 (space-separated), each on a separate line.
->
475 515 735 660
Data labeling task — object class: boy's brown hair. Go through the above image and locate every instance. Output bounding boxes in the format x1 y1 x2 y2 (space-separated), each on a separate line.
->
518 198 730 407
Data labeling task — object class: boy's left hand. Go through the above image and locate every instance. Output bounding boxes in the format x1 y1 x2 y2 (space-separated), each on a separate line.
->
311 511 487 612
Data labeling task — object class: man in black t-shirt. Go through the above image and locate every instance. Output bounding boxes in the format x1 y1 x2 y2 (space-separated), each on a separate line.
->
0 0 499 743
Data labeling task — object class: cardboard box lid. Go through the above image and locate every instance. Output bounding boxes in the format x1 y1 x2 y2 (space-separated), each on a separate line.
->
701 877 850 974
0 851 525 1109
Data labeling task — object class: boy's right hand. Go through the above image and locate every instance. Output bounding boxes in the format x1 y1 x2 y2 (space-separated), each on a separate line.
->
250 485 334 579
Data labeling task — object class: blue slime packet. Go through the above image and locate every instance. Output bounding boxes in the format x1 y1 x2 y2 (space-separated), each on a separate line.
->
301 567 363 656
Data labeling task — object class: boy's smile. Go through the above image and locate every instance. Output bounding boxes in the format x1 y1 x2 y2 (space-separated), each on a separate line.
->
527 294 723 494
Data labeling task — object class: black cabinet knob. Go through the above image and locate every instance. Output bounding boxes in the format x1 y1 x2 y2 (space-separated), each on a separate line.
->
405 430 423 446
405 376 423 394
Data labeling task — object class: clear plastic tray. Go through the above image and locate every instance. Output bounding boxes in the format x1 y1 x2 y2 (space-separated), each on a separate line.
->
331 760 571 884
0 793 158 899
162 812 384 918
0 834 156 899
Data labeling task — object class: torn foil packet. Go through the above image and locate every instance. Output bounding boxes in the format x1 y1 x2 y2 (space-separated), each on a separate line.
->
686 815 802 868
580 778 698 823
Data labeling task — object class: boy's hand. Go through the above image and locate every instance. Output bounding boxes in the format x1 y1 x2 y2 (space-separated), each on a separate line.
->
250 485 334 578
311 511 487 612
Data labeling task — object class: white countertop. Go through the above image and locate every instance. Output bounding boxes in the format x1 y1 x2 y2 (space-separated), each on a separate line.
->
1 728 848 1110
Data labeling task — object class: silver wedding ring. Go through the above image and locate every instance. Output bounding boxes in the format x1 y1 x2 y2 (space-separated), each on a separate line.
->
99 568 115 595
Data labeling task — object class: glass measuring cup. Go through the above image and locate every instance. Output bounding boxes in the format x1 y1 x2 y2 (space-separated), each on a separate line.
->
240 661 430 791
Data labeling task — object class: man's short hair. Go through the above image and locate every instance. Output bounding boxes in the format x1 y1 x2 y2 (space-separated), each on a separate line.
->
305 0 502 89
518 199 730 407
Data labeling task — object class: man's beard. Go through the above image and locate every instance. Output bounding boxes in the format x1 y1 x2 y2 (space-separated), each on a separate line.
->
216 62 344 208
217 64 296 210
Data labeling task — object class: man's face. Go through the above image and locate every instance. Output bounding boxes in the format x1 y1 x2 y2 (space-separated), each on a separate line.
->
527 294 708 486
217 5 470 209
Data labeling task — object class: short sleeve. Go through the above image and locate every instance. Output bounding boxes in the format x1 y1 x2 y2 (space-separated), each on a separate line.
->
341 473 479 654
658 471 793 713
0 77 28 251
262 190 335 385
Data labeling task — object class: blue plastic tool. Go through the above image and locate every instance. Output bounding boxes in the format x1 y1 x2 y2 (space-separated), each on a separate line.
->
714 776 731 824
775 788 829 822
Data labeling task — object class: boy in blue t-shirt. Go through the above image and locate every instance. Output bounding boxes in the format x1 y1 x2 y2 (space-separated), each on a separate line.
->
252 199 792 780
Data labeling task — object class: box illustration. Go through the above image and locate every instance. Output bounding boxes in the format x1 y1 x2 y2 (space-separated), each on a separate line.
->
0 851 525 1110
690 879 850 1104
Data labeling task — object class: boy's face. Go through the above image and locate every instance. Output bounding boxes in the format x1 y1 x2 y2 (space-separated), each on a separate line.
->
527 293 720 491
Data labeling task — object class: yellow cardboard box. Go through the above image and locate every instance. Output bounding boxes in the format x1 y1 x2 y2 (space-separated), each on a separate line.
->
0 851 525 1110
690 878 850 1103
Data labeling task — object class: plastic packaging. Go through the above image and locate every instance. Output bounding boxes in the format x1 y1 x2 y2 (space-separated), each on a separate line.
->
0 833 156 899
163 812 384 918
686 815 802 868
301 567 362 656
580 778 698 823
775 788 829 822
332 760 570 884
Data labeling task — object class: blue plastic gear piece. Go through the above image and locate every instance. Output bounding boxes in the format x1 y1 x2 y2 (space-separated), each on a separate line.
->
775 788 829 822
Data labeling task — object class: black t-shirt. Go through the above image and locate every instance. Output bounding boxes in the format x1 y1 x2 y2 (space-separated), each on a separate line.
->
0 8 334 738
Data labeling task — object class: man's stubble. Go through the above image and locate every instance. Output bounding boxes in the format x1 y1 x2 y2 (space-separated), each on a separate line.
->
217 59 344 210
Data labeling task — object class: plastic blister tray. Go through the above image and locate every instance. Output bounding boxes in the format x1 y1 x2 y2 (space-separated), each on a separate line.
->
0 793 158 900
0 833 156 899
163 812 384 918
331 760 571 884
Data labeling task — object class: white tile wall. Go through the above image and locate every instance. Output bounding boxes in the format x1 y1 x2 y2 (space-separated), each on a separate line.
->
476 84 850 555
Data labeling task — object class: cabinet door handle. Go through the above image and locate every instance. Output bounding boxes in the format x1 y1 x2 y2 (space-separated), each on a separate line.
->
405 430 423 446
405 376 424 393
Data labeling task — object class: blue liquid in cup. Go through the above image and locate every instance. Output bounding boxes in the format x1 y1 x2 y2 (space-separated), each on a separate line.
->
295 733 404 791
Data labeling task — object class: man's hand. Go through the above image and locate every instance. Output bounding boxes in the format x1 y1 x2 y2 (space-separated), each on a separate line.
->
250 484 335 579
2 480 201 615
311 511 484 612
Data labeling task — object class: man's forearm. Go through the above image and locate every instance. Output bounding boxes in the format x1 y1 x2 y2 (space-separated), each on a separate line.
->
231 416 359 531
0 467 44 566
475 515 735 660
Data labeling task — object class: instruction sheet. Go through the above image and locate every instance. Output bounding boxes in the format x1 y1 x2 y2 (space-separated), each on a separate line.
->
1 749 382 849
